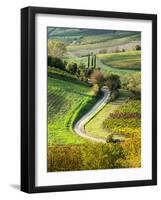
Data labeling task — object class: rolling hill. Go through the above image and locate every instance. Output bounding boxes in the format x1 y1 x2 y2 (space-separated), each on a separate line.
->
48 27 141 56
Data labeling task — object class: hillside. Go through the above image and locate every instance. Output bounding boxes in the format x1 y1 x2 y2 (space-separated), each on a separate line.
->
48 27 141 56
47 27 141 171
97 51 141 70
48 71 98 146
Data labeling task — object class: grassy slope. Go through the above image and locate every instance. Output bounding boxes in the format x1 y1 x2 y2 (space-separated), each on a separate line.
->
48 74 98 146
49 28 141 76
48 28 116 38
68 34 139 51
97 51 141 70
67 34 140 57
64 51 140 78
81 32 139 44
85 103 122 139
85 90 130 140
48 28 139 43
65 31 141 76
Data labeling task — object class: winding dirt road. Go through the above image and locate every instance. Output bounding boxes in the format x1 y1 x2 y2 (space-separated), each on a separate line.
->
73 88 110 143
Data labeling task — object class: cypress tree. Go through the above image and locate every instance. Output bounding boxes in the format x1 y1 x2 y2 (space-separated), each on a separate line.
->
91 53 93 66
88 55 90 68
94 55 96 68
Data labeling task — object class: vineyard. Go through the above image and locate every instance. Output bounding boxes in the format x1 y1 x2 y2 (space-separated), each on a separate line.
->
103 100 141 137
48 74 98 146
97 51 141 70
67 32 140 56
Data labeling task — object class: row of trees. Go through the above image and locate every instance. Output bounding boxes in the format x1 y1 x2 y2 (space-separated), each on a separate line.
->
66 62 92 81
87 53 97 68
48 55 96 81
48 40 99 81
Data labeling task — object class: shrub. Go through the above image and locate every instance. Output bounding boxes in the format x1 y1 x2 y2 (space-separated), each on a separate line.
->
110 90 120 101
84 68 94 77
113 48 121 53
92 84 100 96
135 44 141 51
66 62 78 74
78 62 86 71
106 134 114 143
48 56 65 70
99 49 107 54
63 60 68 68
77 63 86 81
122 73 141 99
105 74 121 91
90 70 104 88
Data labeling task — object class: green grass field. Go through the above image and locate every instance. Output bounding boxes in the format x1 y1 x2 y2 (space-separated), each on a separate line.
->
85 102 123 139
64 51 140 78
67 33 140 56
48 74 98 146
85 90 130 140
97 51 141 70
80 32 140 45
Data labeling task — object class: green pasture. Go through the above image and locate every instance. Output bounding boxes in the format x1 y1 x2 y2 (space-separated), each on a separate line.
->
48 75 98 146
97 51 141 70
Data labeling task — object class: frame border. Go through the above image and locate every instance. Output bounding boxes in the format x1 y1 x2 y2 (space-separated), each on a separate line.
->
21 6 157 193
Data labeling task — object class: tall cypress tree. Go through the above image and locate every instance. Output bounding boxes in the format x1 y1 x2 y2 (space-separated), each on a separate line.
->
88 55 90 68
94 55 96 68
91 53 93 66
